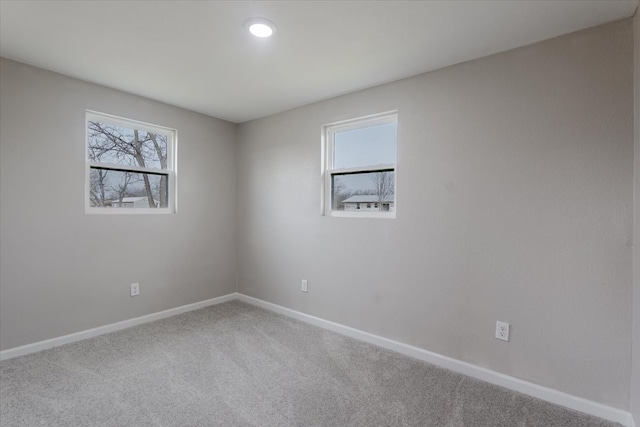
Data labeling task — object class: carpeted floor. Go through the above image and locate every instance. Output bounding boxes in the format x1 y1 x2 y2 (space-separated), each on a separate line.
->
0 300 621 426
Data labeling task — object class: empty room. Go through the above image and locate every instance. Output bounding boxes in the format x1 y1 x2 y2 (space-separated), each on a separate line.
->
1 1 639 426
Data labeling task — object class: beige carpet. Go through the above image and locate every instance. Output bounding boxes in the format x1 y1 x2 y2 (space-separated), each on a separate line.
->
0 300 621 426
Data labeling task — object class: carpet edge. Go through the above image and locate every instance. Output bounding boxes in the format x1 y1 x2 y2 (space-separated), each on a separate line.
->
1 291 632 427
235 293 633 427
0 292 239 361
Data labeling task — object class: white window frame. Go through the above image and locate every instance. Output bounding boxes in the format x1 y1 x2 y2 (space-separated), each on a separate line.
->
322 111 397 219
85 110 177 214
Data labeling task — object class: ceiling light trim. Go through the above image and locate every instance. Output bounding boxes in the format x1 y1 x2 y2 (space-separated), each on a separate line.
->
244 17 277 38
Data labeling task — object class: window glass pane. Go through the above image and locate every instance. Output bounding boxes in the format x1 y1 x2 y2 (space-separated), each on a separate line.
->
331 170 395 211
89 168 168 208
88 121 168 170
333 122 397 169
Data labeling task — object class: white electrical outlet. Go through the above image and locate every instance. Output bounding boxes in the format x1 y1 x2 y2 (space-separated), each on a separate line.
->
301 279 308 293
495 321 509 341
130 282 140 297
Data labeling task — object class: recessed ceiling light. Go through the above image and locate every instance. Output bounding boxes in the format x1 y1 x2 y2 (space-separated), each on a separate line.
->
245 18 276 38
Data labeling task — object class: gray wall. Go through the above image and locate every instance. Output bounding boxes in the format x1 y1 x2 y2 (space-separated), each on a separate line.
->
237 19 633 409
633 10 640 425
0 58 238 351
1 17 635 415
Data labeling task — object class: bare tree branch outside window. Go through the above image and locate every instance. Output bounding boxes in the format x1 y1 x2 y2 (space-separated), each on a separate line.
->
369 171 395 211
87 120 168 208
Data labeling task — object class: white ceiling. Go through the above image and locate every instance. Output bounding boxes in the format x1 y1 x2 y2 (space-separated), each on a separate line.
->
1 1 637 123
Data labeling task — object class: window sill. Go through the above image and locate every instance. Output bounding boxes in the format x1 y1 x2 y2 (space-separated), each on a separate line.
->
85 207 174 215
325 211 396 219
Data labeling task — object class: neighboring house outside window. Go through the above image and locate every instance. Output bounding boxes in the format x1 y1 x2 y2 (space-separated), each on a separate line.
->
342 195 394 212
107 197 159 208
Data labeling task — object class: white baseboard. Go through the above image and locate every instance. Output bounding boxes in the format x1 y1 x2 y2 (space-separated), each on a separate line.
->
1 291 633 426
0 292 238 361
236 293 633 427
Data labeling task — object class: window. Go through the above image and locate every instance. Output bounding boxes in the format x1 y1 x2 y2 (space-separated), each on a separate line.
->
322 111 397 218
85 111 176 214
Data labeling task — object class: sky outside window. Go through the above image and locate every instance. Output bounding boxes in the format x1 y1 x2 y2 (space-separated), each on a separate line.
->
333 122 396 193
333 122 397 169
